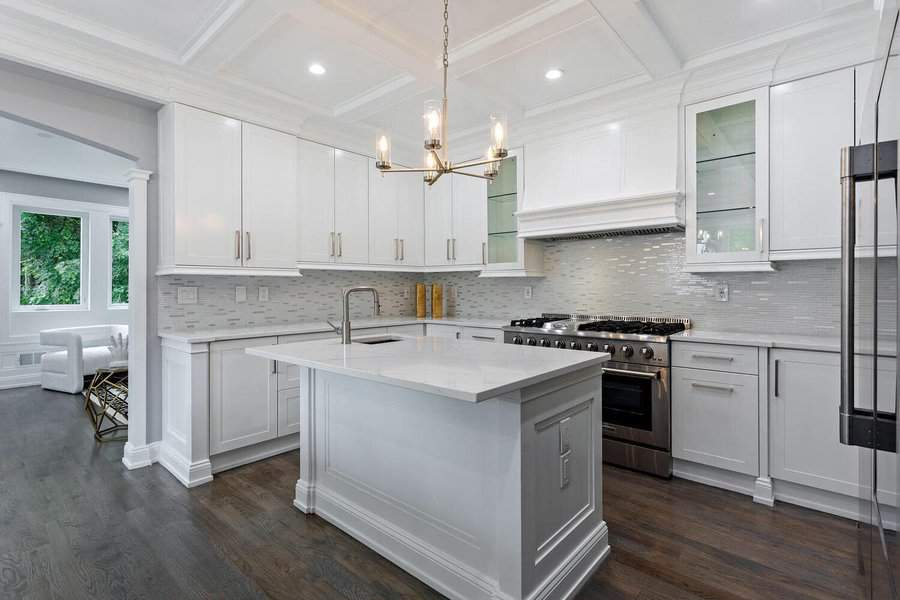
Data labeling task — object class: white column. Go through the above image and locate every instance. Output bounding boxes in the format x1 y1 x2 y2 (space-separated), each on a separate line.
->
123 168 153 469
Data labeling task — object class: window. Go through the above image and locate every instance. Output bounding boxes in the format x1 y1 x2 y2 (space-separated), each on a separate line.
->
110 218 129 305
17 209 86 308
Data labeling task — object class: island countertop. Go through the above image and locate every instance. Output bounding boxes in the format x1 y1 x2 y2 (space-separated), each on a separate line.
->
247 335 609 402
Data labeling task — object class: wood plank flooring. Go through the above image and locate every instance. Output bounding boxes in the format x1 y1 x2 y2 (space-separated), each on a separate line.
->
0 385 885 599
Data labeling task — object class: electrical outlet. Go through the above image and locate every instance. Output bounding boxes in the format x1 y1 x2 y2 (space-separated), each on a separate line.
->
716 282 729 302
403 288 410 300
235 286 247 303
258 287 269 302
177 287 198 305
523 286 533 299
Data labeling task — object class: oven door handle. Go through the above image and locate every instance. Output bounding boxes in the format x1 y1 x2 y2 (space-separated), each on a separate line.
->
602 367 659 380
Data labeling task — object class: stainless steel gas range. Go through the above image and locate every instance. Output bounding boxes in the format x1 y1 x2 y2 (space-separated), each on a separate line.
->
502 314 690 478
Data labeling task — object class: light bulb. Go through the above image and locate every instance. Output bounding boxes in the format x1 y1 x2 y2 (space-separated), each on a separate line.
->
375 133 391 169
423 99 443 150
489 113 508 158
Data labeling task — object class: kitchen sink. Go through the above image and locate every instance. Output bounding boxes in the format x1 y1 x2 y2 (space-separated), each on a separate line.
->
354 335 405 345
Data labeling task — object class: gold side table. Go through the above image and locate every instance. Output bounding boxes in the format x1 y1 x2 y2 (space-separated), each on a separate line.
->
83 365 128 442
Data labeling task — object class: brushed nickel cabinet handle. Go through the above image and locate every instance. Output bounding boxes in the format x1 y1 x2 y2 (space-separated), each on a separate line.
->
400 239 405 261
471 335 495 341
774 359 780 398
691 353 734 361
452 238 456 260
245 231 251 261
482 241 486 265
338 232 343 257
235 230 241 260
758 218 765 254
691 382 735 393
446 238 451 261
272 360 277 375
394 238 398 261
330 232 335 257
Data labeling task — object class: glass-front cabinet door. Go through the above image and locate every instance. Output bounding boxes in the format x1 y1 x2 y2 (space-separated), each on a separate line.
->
480 147 544 277
685 87 774 272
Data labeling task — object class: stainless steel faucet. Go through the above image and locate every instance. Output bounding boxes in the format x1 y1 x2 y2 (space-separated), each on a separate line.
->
328 286 381 344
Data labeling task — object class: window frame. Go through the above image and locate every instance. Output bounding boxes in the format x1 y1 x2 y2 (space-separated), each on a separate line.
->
108 215 129 309
12 204 90 312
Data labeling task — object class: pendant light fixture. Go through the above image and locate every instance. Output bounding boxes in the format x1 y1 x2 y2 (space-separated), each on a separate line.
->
374 0 509 185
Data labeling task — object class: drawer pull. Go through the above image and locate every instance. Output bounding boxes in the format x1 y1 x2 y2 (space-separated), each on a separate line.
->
602 367 658 380
691 353 735 361
470 335 495 341
691 382 735 393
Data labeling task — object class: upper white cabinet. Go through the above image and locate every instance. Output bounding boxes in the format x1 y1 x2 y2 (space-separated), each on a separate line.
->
158 103 299 275
685 87 773 272
424 174 487 269
370 165 424 267
297 144 370 265
769 69 853 256
242 123 298 270
518 108 682 238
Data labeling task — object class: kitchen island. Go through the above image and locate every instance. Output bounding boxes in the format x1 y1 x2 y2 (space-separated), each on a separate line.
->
248 334 610 600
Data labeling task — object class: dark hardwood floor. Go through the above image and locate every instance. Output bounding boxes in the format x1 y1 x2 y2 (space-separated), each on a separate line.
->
0 385 881 599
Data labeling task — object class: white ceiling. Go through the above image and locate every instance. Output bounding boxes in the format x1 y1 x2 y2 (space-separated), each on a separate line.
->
0 115 135 187
0 0 877 152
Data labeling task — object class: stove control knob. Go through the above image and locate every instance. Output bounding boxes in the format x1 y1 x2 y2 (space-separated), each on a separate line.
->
602 344 616 356
586 342 598 352
569 341 581 350
640 346 654 359
621 345 634 358
512 335 523 345
540 338 552 348
526 337 537 346
553 340 566 349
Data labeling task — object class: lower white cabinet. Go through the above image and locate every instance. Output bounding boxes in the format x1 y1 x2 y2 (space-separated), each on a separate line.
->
426 324 461 338
672 367 759 476
769 349 896 503
209 337 279 455
277 387 302 437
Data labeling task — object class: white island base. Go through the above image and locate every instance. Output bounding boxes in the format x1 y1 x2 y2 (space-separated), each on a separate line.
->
249 336 609 600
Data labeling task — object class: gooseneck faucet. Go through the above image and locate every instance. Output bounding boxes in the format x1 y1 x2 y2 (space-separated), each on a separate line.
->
329 286 381 344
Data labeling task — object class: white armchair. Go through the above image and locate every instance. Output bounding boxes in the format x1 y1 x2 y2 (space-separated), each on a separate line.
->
39 325 129 393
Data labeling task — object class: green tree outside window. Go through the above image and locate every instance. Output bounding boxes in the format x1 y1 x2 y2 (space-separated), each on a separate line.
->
111 220 129 304
19 211 82 306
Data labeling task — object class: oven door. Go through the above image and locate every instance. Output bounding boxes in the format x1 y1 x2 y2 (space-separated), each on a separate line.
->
601 361 670 450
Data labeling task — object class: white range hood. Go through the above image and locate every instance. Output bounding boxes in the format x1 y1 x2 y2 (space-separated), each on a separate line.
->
516 190 684 239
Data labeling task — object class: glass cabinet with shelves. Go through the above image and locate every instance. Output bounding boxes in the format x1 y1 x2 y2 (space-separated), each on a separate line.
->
480 147 544 277
685 87 773 272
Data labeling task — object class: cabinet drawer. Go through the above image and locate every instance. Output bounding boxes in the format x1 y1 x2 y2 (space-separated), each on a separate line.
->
461 327 502 343
386 324 425 336
672 342 758 375
426 324 460 338
672 367 759 476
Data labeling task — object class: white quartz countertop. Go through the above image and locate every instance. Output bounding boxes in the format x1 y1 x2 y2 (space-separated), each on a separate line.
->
158 316 508 344
673 329 896 356
247 335 609 403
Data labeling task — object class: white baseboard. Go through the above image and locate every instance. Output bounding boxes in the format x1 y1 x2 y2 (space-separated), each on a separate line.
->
122 441 160 470
0 373 40 390
210 435 299 474
309 485 609 600
157 445 213 488
294 479 316 514
754 477 775 507
673 459 757 496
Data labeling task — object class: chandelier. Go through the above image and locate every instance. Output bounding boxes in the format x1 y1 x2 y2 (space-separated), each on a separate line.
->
374 0 508 186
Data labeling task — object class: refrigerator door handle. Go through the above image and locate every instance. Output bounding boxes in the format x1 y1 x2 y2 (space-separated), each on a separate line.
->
839 145 856 447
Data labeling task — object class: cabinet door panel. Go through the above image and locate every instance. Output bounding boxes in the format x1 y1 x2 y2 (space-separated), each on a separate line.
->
425 324 459 338
298 140 335 263
425 176 453 266
242 123 298 269
334 150 370 264
369 163 399 265
770 350 896 504
209 337 278 455
770 69 853 252
397 176 425 266
451 174 487 266
173 105 242 267
672 368 758 475
278 388 302 437
522 137 576 211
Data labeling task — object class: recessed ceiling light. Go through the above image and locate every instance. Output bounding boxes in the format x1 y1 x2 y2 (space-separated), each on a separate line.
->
545 68 564 80
308 63 326 76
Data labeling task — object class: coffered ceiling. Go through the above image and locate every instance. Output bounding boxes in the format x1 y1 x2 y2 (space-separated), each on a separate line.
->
0 0 877 152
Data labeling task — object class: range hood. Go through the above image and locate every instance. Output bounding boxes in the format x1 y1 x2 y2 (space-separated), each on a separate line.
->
516 190 684 240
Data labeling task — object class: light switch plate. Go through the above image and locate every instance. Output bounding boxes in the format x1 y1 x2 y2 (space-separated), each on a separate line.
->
177 287 198 305
403 288 410 299
235 286 247 303
716 282 729 302
523 286 533 299
258 286 269 302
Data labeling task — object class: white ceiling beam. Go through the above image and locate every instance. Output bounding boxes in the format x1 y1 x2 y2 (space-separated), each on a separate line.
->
179 0 248 65
586 0 681 78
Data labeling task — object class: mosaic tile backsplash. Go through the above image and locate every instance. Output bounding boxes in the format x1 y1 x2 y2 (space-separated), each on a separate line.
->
158 232 897 337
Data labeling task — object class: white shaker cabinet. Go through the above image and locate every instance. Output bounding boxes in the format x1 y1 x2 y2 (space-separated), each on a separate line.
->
425 176 453 266
450 172 488 266
158 103 242 269
297 139 336 263
242 123 299 270
769 350 896 504
209 337 279 455
334 150 370 264
769 69 854 255
370 165 424 266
